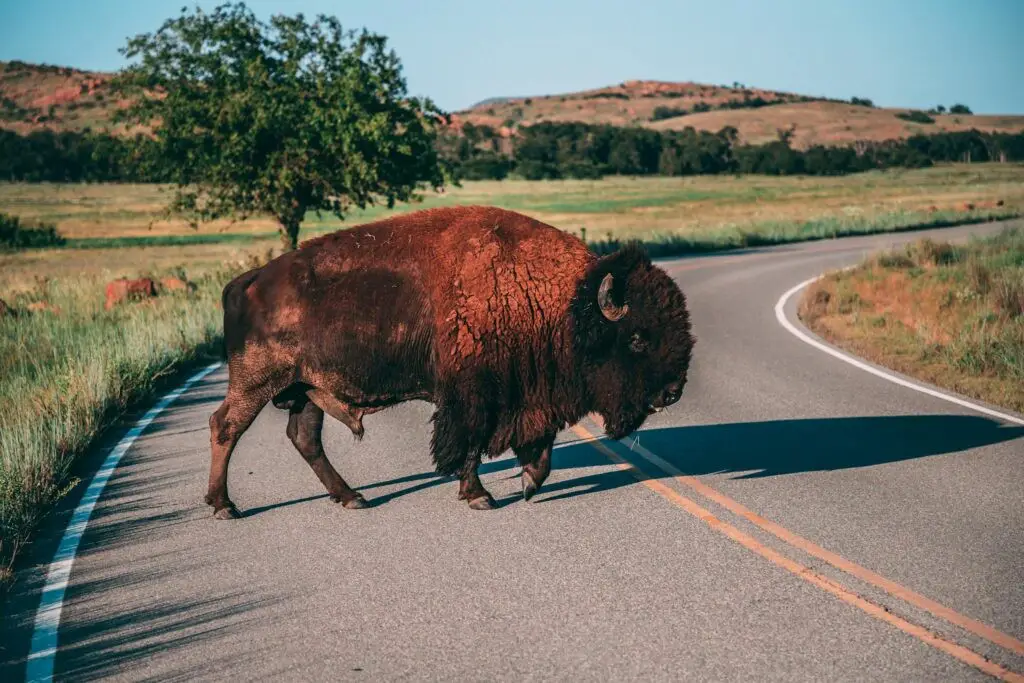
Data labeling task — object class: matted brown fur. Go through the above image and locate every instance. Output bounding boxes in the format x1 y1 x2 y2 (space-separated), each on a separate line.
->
206 205 694 515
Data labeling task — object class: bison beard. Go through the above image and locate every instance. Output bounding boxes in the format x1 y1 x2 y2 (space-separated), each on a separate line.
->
206 206 693 518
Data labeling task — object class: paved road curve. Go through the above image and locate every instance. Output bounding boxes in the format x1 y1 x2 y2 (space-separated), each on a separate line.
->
4 221 1024 681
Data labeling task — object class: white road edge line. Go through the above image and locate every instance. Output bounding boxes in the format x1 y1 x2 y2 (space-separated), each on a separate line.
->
775 276 1024 427
24 361 223 683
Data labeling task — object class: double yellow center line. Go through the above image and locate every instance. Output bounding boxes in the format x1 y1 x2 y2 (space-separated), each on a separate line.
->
570 421 1024 682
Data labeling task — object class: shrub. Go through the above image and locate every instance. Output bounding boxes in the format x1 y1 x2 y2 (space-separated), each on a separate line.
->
992 273 1024 317
911 239 961 266
515 160 561 180
949 104 972 115
651 105 688 121
0 213 66 251
851 96 874 107
875 251 916 269
967 258 992 295
457 153 513 180
583 92 629 100
896 111 935 124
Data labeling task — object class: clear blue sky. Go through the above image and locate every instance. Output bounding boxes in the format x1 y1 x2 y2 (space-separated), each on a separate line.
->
1 0 1022 114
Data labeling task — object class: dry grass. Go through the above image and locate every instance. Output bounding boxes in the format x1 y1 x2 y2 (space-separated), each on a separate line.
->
800 228 1024 412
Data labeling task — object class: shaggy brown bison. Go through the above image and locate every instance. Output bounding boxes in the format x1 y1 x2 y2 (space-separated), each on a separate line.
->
207 206 694 518
104 277 157 310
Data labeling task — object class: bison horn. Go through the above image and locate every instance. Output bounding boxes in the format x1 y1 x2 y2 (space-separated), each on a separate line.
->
598 273 629 321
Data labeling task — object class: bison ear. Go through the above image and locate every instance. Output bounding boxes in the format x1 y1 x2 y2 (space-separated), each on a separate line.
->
590 243 650 321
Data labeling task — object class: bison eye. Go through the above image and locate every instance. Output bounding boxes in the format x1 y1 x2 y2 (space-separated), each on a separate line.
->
629 332 648 354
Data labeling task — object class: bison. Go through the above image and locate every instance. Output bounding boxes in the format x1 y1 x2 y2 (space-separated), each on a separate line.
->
207 206 694 518
104 277 157 310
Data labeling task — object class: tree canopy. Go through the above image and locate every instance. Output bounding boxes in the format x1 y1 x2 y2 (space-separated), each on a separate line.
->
113 2 448 248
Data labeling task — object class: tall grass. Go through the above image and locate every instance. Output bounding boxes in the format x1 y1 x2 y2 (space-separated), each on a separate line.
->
801 227 1024 411
0 264 246 586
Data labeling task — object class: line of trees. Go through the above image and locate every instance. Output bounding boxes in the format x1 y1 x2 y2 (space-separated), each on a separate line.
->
0 129 170 182
2 121 1023 185
446 122 1024 180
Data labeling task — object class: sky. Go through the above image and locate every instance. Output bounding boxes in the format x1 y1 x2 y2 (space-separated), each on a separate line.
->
1 0 1022 114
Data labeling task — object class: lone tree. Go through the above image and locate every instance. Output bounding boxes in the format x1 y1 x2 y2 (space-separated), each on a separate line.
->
114 3 447 249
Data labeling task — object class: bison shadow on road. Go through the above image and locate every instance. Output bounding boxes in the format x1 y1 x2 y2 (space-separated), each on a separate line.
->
535 414 1023 503
248 413 1023 511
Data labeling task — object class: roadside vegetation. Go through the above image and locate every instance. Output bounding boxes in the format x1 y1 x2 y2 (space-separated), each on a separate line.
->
0 257 262 588
801 227 1024 413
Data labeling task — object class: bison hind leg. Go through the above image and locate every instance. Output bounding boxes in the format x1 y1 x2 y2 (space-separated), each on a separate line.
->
286 400 367 509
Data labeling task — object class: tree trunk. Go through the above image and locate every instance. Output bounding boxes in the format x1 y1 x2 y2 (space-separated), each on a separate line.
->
278 197 307 251
280 219 300 251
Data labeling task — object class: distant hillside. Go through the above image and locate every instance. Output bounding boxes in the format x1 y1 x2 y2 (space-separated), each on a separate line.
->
3 61 1022 149
647 100 1024 148
452 79 1024 149
0 61 126 134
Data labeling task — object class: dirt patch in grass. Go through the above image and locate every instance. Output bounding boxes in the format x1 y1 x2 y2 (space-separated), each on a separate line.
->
800 228 1024 413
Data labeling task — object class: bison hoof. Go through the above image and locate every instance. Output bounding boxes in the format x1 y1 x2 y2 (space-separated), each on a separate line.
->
522 471 540 501
342 495 369 510
213 504 241 520
467 495 496 511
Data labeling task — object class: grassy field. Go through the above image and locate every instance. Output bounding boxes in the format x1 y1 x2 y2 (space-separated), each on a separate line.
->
1 164 1022 588
1 164 1022 286
800 228 1024 413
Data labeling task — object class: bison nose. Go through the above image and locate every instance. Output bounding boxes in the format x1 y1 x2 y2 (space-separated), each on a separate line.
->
662 381 684 406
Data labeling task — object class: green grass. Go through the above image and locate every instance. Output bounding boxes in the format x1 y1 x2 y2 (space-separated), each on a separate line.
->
801 227 1024 412
65 232 277 249
0 261 250 589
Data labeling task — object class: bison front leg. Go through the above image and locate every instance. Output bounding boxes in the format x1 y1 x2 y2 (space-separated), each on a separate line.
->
514 434 555 502
458 452 496 510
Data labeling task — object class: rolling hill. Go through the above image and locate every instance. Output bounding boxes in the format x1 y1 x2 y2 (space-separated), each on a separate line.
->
451 80 1024 149
0 61 125 135
3 61 1023 149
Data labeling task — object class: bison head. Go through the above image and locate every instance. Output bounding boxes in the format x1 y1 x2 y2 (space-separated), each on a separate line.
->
573 245 695 440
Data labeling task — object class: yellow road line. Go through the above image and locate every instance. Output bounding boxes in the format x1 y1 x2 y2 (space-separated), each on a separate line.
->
571 424 1024 682
624 435 1024 656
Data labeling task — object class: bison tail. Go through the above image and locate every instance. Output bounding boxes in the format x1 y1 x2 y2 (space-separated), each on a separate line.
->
219 267 261 361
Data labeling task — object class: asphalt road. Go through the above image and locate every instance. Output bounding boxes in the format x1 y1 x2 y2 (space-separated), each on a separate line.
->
4 220 1024 681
